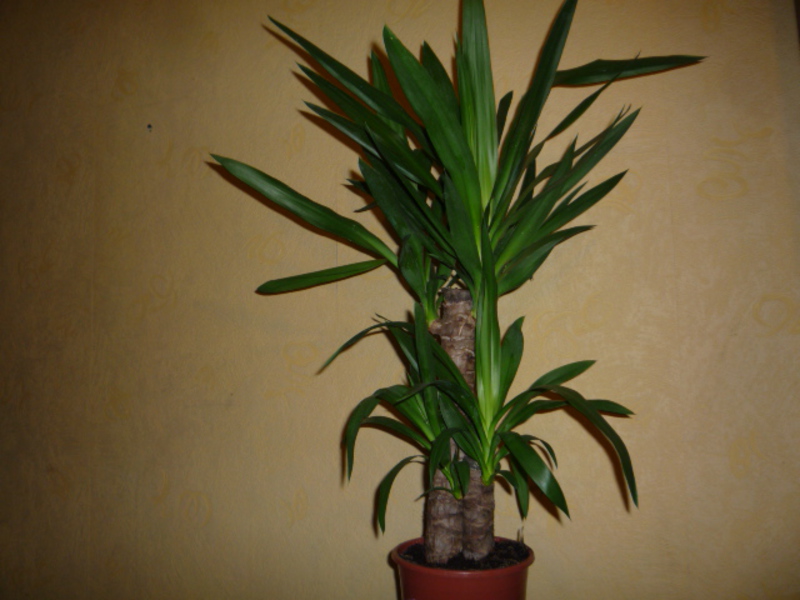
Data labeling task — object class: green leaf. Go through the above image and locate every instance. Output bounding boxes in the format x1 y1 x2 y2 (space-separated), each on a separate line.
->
498 317 524 404
398 236 427 304
256 259 387 294
540 171 626 236
383 27 483 247
500 398 565 432
495 140 577 267
370 51 405 136
499 464 530 518
437 394 482 461
428 428 461 485
362 416 431 450
432 380 482 437
501 431 569 516
531 360 595 388
359 158 453 259
496 91 513 140
212 155 397 266
547 385 637 506
589 400 634 416
493 0 577 217
421 42 460 121
554 55 705 86
377 455 421 531
497 225 593 296
475 229 502 420
366 124 443 194
545 76 617 140
321 319 402 371
459 0 497 206
454 460 472 497
344 394 383 478
304 102 377 156
442 174 481 286
270 18 428 147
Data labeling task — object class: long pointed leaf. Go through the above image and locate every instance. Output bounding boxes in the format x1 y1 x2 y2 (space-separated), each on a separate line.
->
256 259 386 294
554 55 705 86
547 385 638 506
363 416 431 450
496 90 514 141
421 42 460 121
459 0 497 206
344 394 383 478
270 18 428 147
501 431 569 516
531 360 595 387
377 456 421 531
541 171 626 236
212 155 397 265
383 27 483 247
497 225 593 295
493 0 577 215
498 317 524 403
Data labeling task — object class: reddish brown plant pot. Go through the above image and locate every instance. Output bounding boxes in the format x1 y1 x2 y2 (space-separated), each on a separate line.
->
391 537 535 600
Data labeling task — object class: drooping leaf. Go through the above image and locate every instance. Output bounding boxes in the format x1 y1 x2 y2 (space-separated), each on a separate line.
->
321 319 402 371
344 393 383 478
499 464 530 518
256 259 387 294
377 455 421 531
501 431 569 516
546 385 637 506
212 156 397 265
500 398 565 432
363 416 431 450
588 399 634 416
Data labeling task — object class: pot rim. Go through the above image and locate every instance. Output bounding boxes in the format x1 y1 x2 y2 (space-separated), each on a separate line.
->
391 537 534 579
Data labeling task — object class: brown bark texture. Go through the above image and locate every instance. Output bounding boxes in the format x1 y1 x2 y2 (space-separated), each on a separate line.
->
424 288 495 564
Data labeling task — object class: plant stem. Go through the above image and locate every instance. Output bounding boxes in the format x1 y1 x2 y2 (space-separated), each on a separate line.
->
424 288 495 563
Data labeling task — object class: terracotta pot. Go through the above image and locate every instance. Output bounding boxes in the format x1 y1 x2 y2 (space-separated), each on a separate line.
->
391 537 534 600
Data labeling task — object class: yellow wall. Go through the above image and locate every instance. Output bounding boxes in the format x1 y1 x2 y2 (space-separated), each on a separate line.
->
2 0 799 598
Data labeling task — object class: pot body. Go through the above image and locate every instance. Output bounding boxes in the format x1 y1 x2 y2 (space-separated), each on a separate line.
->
391 537 534 600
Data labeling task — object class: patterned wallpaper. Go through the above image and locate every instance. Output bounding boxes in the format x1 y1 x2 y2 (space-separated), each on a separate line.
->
1 0 799 598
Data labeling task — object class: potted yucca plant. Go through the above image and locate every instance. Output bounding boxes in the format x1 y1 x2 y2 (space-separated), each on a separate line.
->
212 0 701 597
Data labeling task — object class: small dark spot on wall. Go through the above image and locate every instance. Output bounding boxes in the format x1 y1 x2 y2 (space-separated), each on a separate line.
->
147 123 153 132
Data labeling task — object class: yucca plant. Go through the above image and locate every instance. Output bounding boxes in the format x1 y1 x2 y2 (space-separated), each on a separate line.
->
213 0 701 565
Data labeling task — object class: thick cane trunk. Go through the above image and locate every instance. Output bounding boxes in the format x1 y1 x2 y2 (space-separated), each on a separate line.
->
424 288 495 564
424 470 464 562
462 467 495 560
